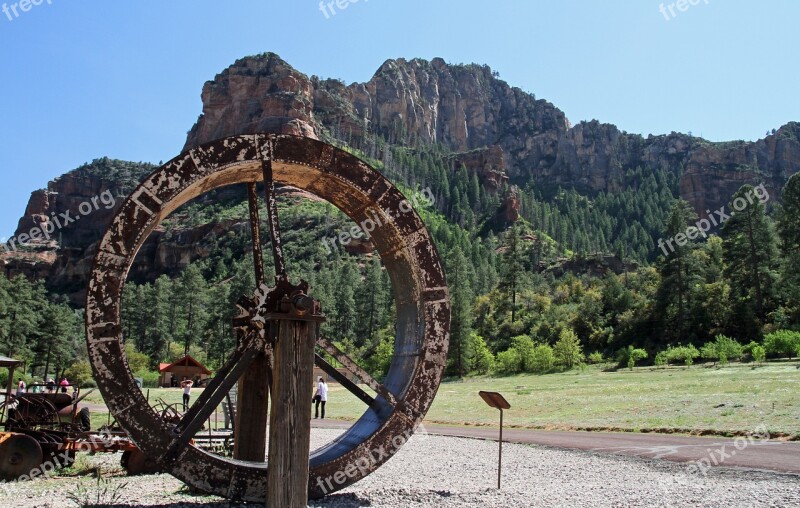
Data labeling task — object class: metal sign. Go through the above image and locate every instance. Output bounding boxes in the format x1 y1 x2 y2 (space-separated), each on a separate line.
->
479 391 510 489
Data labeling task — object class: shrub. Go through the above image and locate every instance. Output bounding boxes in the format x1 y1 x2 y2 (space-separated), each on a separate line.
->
701 335 743 365
751 345 766 365
553 329 585 370
665 345 700 367
125 342 152 373
764 330 800 358
529 344 556 374
511 335 536 373
587 352 605 365
654 351 668 367
65 361 93 388
616 346 647 370
135 370 160 388
0 371 33 390
470 334 495 374
496 348 522 375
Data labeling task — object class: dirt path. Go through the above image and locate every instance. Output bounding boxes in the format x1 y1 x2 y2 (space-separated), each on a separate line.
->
313 419 800 475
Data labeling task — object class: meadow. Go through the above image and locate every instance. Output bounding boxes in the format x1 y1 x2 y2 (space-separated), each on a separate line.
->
81 362 800 437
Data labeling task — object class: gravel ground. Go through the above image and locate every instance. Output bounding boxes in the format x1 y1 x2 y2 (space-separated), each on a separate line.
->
1 429 798 507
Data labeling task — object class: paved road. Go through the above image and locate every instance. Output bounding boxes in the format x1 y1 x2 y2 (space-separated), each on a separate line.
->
312 420 800 475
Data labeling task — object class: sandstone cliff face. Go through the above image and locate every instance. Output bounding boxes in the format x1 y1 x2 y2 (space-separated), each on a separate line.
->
185 54 570 185
185 54 800 216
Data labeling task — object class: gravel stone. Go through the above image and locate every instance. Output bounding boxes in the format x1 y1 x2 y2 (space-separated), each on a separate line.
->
0 429 797 507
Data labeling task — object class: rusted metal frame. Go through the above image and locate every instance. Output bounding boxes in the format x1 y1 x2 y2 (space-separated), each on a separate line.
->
246 182 266 287
314 354 376 408
177 340 248 428
166 334 262 461
262 159 287 283
315 337 397 408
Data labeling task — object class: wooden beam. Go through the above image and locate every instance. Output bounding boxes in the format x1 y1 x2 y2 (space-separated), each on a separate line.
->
234 351 270 462
267 319 316 507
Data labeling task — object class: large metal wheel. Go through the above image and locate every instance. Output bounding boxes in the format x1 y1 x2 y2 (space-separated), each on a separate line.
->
0 432 43 481
86 134 450 501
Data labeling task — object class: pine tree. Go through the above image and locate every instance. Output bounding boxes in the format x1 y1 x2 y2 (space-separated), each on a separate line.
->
177 264 209 355
355 258 387 348
722 185 780 331
500 224 525 322
447 246 474 377
654 201 705 344
778 174 800 321
333 261 359 342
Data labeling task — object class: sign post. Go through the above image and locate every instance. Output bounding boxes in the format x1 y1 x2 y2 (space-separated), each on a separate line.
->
478 391 511 489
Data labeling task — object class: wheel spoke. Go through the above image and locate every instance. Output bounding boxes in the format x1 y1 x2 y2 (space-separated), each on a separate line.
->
165 330 264 461
247 182 266 286
262 160 287 283
314 354 376 408
316 337 397 408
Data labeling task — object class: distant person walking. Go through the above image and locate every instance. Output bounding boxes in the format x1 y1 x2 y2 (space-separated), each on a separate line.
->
60 378 69 393
46 378 55 393
181 379 194 411
16 378 25 396
313 376 328 419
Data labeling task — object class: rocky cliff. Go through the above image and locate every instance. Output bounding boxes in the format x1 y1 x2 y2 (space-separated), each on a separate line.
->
186 53 800 215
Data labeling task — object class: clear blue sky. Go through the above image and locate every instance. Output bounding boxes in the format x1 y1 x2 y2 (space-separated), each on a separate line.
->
0 0 797 237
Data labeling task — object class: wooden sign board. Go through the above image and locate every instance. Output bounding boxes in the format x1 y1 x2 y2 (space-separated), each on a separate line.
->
479 391 510 410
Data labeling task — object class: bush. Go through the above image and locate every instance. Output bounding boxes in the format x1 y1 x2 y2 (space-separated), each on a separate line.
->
700 335 743 365
135 370 161 388
553 329 585 370
0 371 33 390
469 334 495 375
587 352 605 365
64 361 93 388
664 345 700 367
529 344 555 374
511 335 536 373
764 330 800 358
496 348 522 375
616 346 647 370
125 343 151 373
654 351 668 368
751 345 766 365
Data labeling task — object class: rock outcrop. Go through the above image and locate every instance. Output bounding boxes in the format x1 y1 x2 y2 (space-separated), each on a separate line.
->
185 54 800 216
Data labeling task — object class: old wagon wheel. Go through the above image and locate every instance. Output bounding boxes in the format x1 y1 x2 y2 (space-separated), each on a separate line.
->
86 134 450 502
4 395 59 431
152 401 183 427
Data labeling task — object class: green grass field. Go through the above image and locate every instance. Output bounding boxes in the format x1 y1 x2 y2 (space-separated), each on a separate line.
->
80 362 800 437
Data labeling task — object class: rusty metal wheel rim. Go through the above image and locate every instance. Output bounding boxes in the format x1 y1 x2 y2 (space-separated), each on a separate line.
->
85 134 450 501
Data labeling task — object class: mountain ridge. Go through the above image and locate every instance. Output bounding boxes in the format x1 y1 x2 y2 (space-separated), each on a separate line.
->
3 52 799 302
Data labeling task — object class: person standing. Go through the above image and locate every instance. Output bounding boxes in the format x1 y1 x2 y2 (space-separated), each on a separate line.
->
46 378 55 393
60 378 69 393
181 379 194 411
313 376 328 419
16 378 25 396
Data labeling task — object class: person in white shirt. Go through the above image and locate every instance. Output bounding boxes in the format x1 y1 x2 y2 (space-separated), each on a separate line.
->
313 377 328 419
16 378 25 396
181 379 194 411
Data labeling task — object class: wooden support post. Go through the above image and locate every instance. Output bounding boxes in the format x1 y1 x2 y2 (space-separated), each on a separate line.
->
234 351 270 462
267 318 317 508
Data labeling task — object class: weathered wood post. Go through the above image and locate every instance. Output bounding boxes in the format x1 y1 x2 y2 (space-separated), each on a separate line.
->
234 352 271 461
266 293 324 507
